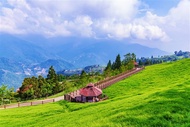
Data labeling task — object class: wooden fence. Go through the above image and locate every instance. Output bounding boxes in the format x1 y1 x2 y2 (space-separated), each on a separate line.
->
1 99 55 109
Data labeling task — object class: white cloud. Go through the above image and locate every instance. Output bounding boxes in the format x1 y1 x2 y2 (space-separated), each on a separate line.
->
161 0 190 51
69 15 93 37
0 7 26 34
167 0 190 27
0 0 189 51
131 25 167 40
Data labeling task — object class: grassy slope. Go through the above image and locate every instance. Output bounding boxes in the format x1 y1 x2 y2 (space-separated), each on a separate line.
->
0 59 190 127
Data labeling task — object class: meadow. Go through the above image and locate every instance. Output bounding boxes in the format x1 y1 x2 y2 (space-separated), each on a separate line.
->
0 59 190 127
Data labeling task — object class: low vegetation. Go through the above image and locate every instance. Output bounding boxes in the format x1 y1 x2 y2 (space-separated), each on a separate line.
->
137 50 190 66
0 58 189 127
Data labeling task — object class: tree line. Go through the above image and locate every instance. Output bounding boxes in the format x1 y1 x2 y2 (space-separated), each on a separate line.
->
0 53 137 103
104 53 136 77
137 50 190 66
17 66 65 100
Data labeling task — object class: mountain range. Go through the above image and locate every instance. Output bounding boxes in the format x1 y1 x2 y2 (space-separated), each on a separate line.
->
0 33 169 88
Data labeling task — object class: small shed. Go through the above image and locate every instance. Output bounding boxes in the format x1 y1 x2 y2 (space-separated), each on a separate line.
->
79 83 102 102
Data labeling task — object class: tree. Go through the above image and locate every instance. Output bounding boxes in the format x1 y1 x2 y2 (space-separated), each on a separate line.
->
19 77 34 99
105 60 112 71
114 54 122 70
47 66 57 82
131 53 136 61
104 60 112 77
138 60 143 66
46 66 62 94
123 53 132 65
0 85 14 105
127 60 135 70
37 75 46 98
80 70 88 85
81 70 87 78
111 62 115 70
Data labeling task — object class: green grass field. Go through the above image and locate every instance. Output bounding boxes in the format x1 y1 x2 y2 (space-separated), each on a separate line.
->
0 59 190 127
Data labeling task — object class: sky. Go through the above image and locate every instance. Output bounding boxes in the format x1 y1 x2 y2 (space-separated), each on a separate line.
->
0 0 190 52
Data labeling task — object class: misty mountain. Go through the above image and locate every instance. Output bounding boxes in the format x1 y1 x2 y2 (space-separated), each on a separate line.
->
0 34 169 88
50 38 169 67
58 65 105 76
30 59 75 76
0 57 25 88
0 34 58 64
0 57 75 89
0 34 168 67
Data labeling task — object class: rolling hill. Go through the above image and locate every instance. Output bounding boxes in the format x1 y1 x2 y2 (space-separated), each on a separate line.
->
0 58 189 127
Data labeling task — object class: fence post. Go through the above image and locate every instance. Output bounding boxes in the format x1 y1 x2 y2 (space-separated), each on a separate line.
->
42 101 44 104
4 105 6 109
53 99 55 102
18 102 20 107
31 102 32 106
64 94 66 100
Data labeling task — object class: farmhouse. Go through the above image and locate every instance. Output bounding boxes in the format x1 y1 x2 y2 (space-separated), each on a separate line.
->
79 83 102 102
65 83 103 103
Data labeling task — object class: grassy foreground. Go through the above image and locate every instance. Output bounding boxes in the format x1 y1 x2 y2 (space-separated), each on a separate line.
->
0 59 190 127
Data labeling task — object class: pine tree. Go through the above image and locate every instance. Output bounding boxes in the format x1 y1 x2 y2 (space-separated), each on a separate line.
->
46 66 61 94
105 60 112 71
47 66 57 82
104 60 112 77
114 54 122 70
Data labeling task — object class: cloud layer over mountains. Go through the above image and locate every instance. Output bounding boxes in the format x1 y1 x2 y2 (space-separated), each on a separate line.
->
0 0 189 51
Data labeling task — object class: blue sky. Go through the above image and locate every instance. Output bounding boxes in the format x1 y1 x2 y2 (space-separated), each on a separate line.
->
141 0 181 15
0 0 189 52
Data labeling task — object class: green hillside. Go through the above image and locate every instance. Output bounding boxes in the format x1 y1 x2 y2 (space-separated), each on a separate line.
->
0 59 190 127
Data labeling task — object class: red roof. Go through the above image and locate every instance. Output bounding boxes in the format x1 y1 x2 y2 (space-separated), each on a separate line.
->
80 83 102 97
133 61 138 66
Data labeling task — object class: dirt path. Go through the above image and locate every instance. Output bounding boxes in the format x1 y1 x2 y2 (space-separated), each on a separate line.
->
0 95 65 109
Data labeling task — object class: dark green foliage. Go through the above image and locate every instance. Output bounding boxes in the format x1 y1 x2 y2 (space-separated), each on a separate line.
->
123 53 132 65
105 60 111 71
18 66 64 100
114 54 122 70
80 70 86 78
18 65 104 100
104 53 136 77
47 66 57 82
0 84 14 105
